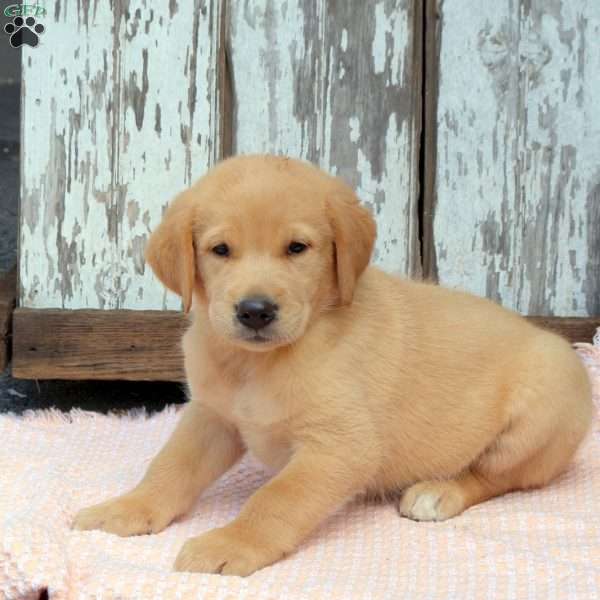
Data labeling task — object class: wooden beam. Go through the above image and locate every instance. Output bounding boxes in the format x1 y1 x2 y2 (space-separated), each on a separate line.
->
0 267 17 371
219 0 233 160
528 317 599 348
12 308 188 381
421 0 441 280
10 308 599 382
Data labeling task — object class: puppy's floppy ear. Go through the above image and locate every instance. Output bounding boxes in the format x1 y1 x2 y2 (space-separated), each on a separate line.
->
145 192 197 313
327 186 376 306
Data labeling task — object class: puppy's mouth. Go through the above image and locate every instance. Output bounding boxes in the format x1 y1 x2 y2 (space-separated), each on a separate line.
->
237 328 278 344
248 333 270 343
233 325 288 349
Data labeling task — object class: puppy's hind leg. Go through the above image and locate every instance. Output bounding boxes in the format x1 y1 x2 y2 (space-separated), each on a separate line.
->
399 336 593 522
397 468 513 522
397 416 568 523
398 421 585 523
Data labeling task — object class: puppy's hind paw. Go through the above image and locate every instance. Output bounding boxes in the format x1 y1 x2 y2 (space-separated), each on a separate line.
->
397 480 466 522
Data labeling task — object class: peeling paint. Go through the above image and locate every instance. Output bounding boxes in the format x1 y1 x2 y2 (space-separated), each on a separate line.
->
230 0 420 275
348 116 360 143
123 48 149 131
23 0 595 317
126 200 140 230
129 234 148 276
584 178 600 315
20 0 222 309
340 28 348 52
154 103 162 135
372 3 387 75
435 1 600 316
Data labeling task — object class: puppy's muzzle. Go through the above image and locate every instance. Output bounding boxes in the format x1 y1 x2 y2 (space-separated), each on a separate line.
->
236 297 278 331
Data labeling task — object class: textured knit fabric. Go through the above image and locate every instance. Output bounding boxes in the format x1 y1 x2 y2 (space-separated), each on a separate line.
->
1 332 599 600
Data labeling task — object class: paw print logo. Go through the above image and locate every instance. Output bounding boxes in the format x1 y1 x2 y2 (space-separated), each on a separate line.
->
4 16 44 48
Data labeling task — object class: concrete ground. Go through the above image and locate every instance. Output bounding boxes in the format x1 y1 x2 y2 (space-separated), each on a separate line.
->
0 44 185 414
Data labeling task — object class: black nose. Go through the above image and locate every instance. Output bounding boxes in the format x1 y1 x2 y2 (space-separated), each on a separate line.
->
236 297 278 330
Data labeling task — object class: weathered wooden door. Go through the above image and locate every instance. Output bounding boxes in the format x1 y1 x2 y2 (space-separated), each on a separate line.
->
13 0 599 380
19 1 227 311
19 0 421 311
427 0 600 317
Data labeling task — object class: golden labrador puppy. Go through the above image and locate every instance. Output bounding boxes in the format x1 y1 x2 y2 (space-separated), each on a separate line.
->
73 155 593 576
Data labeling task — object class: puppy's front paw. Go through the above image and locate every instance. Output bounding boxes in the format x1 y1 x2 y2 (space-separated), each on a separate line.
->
397 480 465 522
174 525 282 576
72 493 172 536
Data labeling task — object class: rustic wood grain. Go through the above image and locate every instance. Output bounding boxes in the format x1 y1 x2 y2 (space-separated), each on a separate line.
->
528 317 599 346
431 1 600 315
19 0 225 311
12 308 188 381
421 0 440 280
228 0 422 276
0 267 17 371
11 307 598 381
220 0 233 158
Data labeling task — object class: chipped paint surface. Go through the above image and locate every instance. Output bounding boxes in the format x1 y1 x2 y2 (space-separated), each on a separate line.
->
230 0 421 275
434 0 600 315
20 0 222 309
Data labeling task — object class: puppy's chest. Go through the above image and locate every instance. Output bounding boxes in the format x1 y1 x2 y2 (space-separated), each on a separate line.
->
230 381 294 471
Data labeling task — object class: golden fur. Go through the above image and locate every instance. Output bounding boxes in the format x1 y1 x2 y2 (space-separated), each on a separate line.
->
73 155 593 576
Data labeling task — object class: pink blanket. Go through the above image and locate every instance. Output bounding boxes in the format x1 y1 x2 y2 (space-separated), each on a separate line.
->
2 332 599 600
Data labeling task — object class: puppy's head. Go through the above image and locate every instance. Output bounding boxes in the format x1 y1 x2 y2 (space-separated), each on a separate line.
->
146 155 376 351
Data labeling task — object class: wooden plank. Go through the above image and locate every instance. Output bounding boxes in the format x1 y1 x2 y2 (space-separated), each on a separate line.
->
431 0 600 315
12 308 188 381
220 0 233 158
528 317 599 347
0 267 17 371
11 307 599 381
20 0 224 311
421 0 440 280
228 0 422 276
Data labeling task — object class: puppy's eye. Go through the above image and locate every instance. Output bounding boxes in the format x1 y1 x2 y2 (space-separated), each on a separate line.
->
287 241 308 255
212 243 230 257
